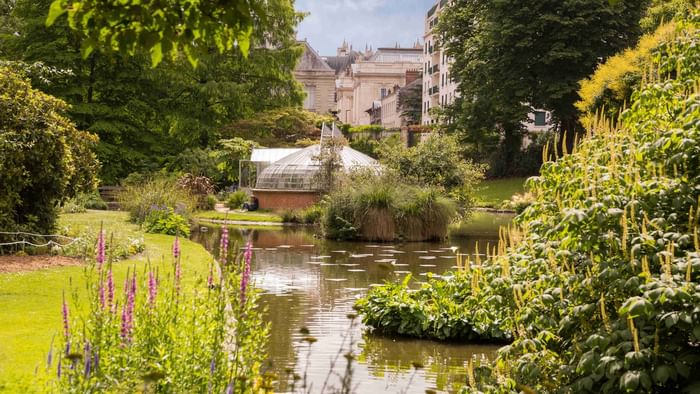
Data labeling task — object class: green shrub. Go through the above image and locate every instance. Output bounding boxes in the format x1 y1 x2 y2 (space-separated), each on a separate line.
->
226 190 248 210
119 177 196 224
0 66 99 239
359 17 700 392
61 191 108 213
53 236 269 392
301 205 323 224
321 174 457 242
143 206 191 237
203 194 218 211
280 209 302 224
378 133 484 209
349 138 379 158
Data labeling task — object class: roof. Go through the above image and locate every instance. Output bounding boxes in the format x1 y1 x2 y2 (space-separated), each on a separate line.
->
324 51 361 74
255 144 380 190
250 148 301 163
296 41 334 72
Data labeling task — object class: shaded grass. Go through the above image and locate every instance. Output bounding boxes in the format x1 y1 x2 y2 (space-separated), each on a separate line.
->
475 178 527 208
449 211 515 237
194 210 284 223
0 211 215 392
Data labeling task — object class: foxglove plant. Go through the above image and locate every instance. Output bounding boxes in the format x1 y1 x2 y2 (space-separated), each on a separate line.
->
53 229 270 392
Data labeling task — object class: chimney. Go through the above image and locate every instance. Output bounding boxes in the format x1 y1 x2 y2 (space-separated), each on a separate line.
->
405 69 420 85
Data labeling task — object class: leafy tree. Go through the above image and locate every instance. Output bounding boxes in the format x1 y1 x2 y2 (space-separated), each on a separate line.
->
1 0 303 183
0 66 98 236
378 133 484 208
44 0 298 67
221 107 331 147
438 0 647 168
398 77 422 126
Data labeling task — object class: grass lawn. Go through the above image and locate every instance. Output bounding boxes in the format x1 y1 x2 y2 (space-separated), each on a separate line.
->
0 211 215 392
449 211 516 237
475 177 528 208
194 210 284 223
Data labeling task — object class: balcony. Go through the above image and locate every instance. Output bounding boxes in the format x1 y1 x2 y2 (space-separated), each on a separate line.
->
430 64 440 74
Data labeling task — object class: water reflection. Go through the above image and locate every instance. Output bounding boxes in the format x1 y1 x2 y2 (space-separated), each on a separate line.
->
190 225 504 393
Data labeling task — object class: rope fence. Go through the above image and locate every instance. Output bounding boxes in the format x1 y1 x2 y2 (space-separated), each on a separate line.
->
0 231 81 249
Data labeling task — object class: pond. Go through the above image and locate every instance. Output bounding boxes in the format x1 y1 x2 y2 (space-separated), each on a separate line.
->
190 216 512 393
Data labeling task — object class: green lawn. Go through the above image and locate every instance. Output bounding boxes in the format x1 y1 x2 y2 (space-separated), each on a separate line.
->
449 211 516 237
475 177 528 208
0 211 215 392
194 210 284 223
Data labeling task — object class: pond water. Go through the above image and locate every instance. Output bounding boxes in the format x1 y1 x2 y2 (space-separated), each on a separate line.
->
190 219 511 394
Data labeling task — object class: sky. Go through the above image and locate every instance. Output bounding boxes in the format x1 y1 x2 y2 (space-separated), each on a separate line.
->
295 0 435 56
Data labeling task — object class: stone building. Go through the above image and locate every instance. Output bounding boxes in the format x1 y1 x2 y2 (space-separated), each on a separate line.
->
338 47 423 126
421 0 458 125
294 40 336 114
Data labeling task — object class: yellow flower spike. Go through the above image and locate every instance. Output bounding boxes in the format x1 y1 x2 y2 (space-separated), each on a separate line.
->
600 293 611 332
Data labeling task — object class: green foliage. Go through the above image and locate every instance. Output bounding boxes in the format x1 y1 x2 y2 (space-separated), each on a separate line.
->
301 204 323 225
118 177 197 224
577 22 679 125
61 192 109 213
143 206 191 237
349 138 379 158
221 108 330 147
1 0 304 183
216 137 261 184
0 66 99 237
53 237 269 392
203 195 218 211
360 17 700 392
438 0 646 168
226 190 249 210
45 0 300 68
357 273 510 341
640 0 695 32
379 133 485 209
321 173 458 242
347 125 385 134
398 78 423 126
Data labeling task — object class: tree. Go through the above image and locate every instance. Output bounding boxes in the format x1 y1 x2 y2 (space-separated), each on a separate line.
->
1 0 304 183
439 0 647 169
398 77 422 126
0 66 98 236
221 107 332 147
44 0 299 67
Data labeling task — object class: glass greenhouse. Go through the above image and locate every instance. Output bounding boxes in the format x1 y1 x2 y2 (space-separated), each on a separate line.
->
255 144 379 191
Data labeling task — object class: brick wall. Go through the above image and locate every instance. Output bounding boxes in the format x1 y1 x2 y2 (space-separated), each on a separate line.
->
253 190 320 210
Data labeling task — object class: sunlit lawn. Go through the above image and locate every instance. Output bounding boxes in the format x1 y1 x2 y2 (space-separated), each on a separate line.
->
475 177 528 208
0 211 215 392
194 210 284 223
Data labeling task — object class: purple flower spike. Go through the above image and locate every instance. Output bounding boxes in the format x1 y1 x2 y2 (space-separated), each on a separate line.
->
175 261 182 297
62 292 70 339
210 357 216 375
96 229 105 268
240 242 253 306
207 265 214 288
57 358 62 378
219 227 229 263
226 382 234 394
148 270 157 306
107 268 114 313
93 349 99 373
172 235 181 259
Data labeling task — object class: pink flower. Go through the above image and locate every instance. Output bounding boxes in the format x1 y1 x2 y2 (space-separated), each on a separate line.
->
98 281 105 310
148 270 157 306
175 261 182 297
240 242 253 305
219 227 229 263
96 229 105 268
62 292 70 339
107 268 114 313
207 264 214 288
172 235 181 259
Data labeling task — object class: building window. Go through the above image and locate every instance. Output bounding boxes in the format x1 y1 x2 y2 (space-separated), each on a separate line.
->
303 85 316 111
534 111 547 126
380 88 388 99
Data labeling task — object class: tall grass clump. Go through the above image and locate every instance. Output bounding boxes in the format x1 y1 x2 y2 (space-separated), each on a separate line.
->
119 176 197 224
321 173 457 242
359 16 700 392
49 233 270 392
